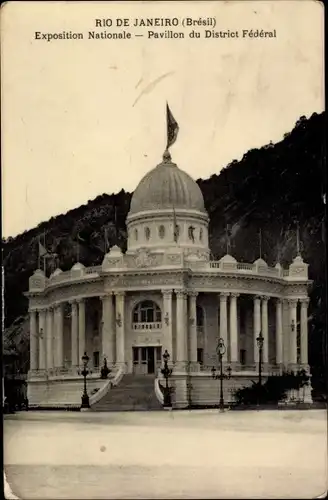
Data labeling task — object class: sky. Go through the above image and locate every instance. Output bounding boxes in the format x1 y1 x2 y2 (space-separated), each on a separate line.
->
1 1 324 238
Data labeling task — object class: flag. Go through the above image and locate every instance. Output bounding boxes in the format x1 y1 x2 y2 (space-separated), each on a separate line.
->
173 206 179 243
38 241 48 257
166 103 179 150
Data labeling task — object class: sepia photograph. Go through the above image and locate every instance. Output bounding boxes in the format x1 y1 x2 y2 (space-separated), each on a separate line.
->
2 1 326 498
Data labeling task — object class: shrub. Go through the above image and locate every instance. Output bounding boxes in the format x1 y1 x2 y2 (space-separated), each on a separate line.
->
233 370 310 406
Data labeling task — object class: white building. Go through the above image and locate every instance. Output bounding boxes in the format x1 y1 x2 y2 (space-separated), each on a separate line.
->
26 150 312 409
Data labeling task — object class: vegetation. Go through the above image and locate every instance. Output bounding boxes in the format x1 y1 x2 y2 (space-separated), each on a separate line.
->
233 370 311 406
3 112 326 394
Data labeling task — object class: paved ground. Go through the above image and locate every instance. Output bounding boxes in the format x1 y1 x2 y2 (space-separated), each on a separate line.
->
4 409 327 499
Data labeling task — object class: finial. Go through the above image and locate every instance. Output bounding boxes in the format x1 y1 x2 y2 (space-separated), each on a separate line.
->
162 149 171 163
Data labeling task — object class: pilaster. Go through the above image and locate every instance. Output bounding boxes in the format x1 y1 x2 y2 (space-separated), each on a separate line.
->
77 298 86 367
219 292 229 353
38 309 46 370
175 290 187 369
261 296 269 364
288 298 298 365
300 298 310 366
29 309 38 371
253 295 261 363
275 299 283 365
115 292 125 365
101 293 115 364
70 300 79 368
162 289 173 357
46 307 54 370
229 293 239 364
188 291 198 364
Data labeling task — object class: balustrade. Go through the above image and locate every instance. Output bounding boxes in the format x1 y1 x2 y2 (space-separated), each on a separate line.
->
132 322 162 330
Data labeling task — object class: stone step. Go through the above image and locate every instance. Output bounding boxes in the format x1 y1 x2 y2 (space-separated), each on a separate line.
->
92 374 162 412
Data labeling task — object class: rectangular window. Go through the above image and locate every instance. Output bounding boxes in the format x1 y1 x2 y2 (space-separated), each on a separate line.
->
141 347 147 362
93 351 100 368
197 348 204 364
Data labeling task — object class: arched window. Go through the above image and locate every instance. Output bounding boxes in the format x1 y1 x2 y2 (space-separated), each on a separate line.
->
196 305 204 327
199 228 203 241
145 227 151 240
159 225 165 239
134 228 138 241
133 300 162 323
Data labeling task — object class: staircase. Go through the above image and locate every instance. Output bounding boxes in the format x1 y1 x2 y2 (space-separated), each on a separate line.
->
92 374 163 412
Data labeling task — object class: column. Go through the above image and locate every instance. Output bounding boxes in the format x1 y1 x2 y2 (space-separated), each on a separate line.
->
288 299 298 365
219 293 229 350
282 299 290 366
115 292 125 365
275 299 283 365
70 300 79 368
300 298 310 366
101 293 114 364
29 309 38 370
253 296 261 363
188 291 198 364
78 299 86 366
55 303 64 368
261 296 269 364
162 289 173 357
176 290 187 368
38 309 46 370
46 307 54 370
229 293 239 364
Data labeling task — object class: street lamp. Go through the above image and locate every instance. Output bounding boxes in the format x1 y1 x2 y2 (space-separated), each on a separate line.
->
256 331 264 387
161 350 173 407
212 338 232 412
80 352 90 410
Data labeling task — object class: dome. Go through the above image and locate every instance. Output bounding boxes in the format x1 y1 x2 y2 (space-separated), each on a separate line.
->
129 154 206 216
71 262 85 271
219 254 237 264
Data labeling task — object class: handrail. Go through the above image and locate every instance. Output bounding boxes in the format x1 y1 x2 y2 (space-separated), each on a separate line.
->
154 378 164 405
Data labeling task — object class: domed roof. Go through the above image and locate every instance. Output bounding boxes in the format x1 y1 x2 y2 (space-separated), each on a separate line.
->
129 153 206 216
71 262 85 271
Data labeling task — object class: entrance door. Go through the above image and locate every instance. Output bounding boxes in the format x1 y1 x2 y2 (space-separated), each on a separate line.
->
147 347 155 374
132 346 162 375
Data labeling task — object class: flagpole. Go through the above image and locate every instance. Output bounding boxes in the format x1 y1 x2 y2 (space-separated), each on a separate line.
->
43 231 46 276
259 229 262 259
296 221 300 256
38 235 41 269
114 206 118 242
226 225 231 254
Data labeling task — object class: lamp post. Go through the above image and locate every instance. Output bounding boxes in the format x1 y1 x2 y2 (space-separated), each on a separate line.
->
161 350 172 407
212 338 232 412
256 331 264 387
81 352 90 409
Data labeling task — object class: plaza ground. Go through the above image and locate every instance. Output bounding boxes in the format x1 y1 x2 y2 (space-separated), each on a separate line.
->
4 409 327 499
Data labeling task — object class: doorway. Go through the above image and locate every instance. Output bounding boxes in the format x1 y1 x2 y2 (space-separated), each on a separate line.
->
133 346 162 375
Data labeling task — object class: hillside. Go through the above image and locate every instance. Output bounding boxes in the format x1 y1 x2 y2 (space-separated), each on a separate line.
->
3 112 326 389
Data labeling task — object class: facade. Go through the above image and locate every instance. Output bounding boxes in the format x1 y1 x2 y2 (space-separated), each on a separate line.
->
26 150 313 408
